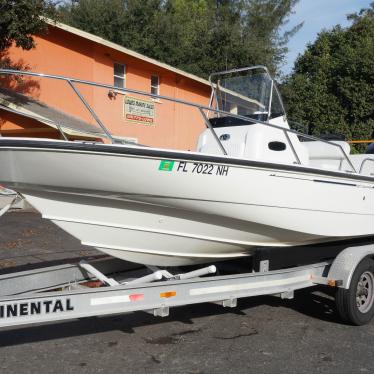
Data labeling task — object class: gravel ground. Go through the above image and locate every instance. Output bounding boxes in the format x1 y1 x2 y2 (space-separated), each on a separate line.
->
0 211 374 374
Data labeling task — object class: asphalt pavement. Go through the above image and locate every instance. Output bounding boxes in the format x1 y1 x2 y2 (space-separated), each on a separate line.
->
0 211 374 374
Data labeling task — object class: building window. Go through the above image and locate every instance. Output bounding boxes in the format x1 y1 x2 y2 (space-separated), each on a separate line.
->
114 63 126 88
151 75 159 95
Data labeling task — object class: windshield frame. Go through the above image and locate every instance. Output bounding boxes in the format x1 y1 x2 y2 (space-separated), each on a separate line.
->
208 65 286 122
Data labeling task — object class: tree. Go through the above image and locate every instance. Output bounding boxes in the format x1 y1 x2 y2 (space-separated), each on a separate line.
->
0 0 57 52
58 0 301 78
0 0 57 69
282 3 374 145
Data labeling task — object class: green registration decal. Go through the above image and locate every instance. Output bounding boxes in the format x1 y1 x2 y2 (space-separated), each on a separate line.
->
159 160 175 171
158 160 229 176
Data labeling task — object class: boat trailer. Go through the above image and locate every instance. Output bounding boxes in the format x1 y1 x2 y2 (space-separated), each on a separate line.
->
1 242 374 328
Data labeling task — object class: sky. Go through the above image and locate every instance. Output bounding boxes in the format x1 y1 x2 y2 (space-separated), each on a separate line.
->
282 0 373 75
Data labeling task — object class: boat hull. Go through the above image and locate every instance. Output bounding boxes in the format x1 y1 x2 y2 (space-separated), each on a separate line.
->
0 139 374 266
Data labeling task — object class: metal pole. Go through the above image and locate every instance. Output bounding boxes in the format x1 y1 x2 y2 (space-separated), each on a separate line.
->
268 79 274 122
198 107 227 155
273 83 287 120
79 261 119 286
67 80 115 143
359 158 374 174
335 143 357 173
177 265 216 280
56 124 68 141
283 130 301 164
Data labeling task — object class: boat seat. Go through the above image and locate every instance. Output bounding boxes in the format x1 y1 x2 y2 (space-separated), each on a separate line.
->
303 140 351 171
303 140 350 160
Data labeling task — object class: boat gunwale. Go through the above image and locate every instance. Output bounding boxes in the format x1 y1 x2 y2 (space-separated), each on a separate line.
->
0 138 374 184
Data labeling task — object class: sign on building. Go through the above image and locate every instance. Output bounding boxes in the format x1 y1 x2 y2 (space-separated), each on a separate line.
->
124 96 155 125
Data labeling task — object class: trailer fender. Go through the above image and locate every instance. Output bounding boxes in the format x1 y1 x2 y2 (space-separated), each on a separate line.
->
328 244 374 289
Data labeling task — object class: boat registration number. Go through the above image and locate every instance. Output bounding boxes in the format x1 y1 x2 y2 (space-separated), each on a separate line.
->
159 160 229 176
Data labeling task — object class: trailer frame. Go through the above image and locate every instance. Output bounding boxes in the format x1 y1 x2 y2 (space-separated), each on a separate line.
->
1 241 374 328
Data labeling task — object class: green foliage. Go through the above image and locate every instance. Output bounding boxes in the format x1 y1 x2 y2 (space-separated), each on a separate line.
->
0 0 58 96
58 0 301 78
0 0 57 52
282 3 374 145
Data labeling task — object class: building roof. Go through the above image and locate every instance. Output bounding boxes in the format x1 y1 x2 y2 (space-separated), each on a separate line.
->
49 21 211 88
0 87 104 138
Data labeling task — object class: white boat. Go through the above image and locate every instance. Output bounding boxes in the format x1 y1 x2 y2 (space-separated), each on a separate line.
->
0 66 373 266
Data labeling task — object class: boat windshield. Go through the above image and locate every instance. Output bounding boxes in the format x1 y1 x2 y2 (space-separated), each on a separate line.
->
209 67 285 126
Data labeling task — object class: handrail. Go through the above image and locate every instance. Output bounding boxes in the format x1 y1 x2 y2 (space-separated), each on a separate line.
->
288 120 309 133
66 80 115 143
0 69 357 173
359 158 374 174
198 108 227 155
283 130 301 164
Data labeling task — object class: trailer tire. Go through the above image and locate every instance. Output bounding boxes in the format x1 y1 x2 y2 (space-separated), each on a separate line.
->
336 258 374 325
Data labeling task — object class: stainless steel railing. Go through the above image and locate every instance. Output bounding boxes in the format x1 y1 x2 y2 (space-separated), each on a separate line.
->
0 69 359 174
359 158 374 174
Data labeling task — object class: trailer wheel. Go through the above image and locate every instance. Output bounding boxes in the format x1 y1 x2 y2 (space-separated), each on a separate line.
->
336 258 374 325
